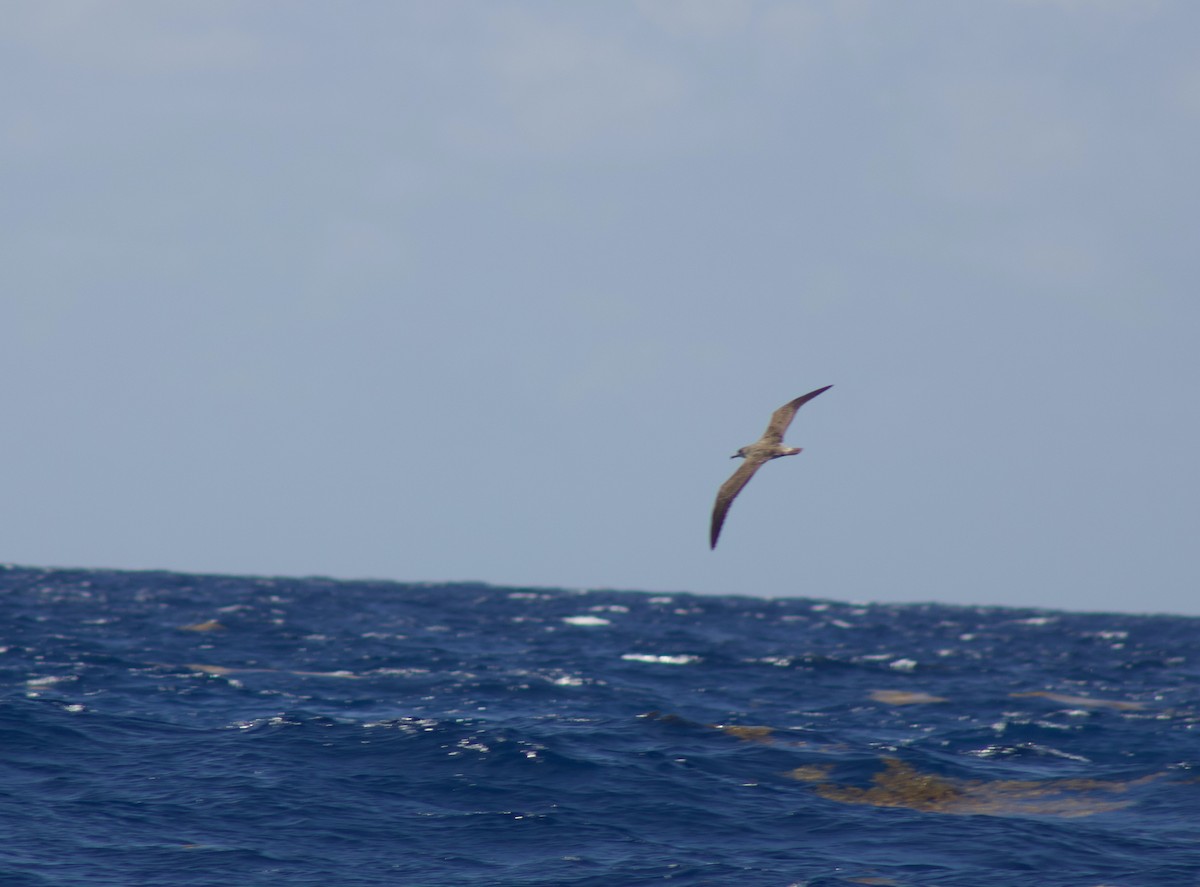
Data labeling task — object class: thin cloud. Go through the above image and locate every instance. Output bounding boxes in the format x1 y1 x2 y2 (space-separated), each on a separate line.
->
6 2 265 72
460 9 686 156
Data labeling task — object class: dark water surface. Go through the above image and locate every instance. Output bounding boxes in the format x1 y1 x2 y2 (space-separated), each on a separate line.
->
2 565 1198 886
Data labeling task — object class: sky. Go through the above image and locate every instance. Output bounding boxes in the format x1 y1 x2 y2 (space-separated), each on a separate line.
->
3 1 1198 615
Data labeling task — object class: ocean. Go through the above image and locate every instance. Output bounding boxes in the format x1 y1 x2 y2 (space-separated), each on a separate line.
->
2 564 1198 886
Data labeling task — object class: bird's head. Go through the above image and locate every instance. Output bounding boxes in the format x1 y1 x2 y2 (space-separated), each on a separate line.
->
731 447 747 459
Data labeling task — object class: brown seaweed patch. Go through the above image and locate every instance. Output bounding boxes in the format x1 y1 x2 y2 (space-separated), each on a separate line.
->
714 724 774 743
179 619 225 632
870 690 948 705
1010 691 1146 711
637 710 701 728
641 713 822 748
783 764 834 783
802 757 1162 817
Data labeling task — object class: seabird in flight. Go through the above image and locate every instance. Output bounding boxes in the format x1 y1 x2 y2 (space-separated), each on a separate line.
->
710 385 832 549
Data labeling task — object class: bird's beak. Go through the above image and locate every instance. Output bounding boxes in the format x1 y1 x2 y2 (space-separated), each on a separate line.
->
730 453 740 459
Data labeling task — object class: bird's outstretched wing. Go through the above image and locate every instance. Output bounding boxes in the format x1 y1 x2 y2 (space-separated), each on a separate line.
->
710 457 768 549
761 384 833 445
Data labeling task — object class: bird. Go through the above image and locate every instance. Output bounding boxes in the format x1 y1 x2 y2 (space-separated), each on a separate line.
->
710 385 832 549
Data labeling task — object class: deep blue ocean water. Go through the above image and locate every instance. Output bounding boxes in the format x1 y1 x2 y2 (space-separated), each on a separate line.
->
2 565 1199 886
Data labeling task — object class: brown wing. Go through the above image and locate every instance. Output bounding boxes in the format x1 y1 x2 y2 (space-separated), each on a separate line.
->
760 385 833 444
710 457 768 549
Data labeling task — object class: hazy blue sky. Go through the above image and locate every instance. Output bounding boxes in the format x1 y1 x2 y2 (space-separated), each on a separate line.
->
4 2 1198 614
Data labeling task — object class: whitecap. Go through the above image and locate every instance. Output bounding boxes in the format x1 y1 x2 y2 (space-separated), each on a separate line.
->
562 615 610 626
551 675 586 686
26 675 72 688
620 653 700 665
